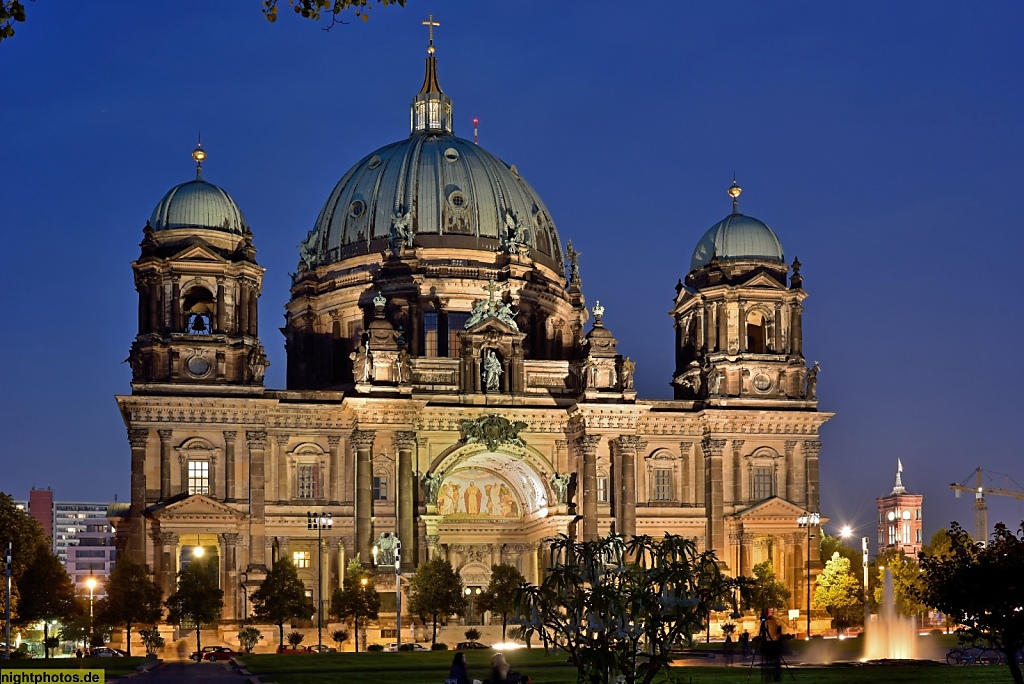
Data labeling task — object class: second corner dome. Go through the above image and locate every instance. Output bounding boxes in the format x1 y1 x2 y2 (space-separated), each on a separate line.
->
689 212 785 273
305 133 564 272
150 178 248 234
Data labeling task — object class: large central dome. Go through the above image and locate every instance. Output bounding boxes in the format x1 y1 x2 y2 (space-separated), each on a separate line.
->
308 133 562 271
301 51 562 273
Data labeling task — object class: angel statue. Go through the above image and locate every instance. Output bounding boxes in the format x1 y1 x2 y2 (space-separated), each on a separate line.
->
549 473 571 505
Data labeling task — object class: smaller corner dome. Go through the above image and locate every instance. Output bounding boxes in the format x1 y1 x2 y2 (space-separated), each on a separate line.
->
689 213 784 272
149 179 248 234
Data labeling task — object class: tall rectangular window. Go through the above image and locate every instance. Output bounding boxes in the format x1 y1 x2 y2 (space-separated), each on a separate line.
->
187 460 209 496
297 465 319 499
373 475 388 501
597 476 609 503
448 313 469 358
424 312 439 357
292 551 310 569
653 469 672 501
753 467 773 500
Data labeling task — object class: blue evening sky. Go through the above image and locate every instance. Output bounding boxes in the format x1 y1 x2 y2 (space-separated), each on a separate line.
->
3 1 1023 549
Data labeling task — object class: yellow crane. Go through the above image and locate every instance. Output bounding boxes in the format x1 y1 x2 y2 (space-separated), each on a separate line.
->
950 467 1024 546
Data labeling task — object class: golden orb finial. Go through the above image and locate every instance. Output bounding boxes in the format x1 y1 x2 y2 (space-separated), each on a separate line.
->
192 135 206 179
728 176 742 213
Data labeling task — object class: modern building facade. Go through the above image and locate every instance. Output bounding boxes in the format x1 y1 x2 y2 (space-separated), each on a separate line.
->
876 460 923 556
112 33 832 626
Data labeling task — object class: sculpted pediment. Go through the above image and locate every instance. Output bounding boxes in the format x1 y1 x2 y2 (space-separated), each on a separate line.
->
148 494 247 521
463 316 519 336
733 496 810 522
169 242 226 263
737 272 787 289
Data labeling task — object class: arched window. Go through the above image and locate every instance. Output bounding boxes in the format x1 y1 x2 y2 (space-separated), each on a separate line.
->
288 443 327 501
183 286 215 335
746 309 768 354
745 447 781 503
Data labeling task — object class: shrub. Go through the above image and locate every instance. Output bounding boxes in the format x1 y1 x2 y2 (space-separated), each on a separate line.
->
431 642 449 650
287 631 305 648
465 628 482 642
139 628 166 655
238 627 263 654
367 643 384 651
330 628 349 649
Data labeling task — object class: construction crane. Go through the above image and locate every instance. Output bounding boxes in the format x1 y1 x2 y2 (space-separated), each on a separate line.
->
950 467 1024 546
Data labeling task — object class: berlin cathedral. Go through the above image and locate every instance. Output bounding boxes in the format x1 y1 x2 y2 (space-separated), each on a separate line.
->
113 31 832 631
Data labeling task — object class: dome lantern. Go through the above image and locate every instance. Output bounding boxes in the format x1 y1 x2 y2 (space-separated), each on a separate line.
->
410 14 452 135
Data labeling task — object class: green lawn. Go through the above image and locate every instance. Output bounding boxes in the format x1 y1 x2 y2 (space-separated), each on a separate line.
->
240 648 1019 684
0 656 148 678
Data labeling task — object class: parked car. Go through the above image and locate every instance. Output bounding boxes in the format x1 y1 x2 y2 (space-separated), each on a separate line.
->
191 646 240 661
89 647 125 658
306 644 336 653
409 643 430 652
276 645 310 654
456 641 490 650
385 642 430 652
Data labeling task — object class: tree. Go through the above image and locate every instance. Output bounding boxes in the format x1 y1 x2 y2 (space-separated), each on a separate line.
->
165 557 224 655
921 528 957 632
287 630 305 648
330 627 349 650
138 628 165 655
329 560 380 652
464 628 481 643
745 561 790 616
238 626 263 654
0 492 47 629
407 556 467 646
0 1 25 43
915 522 1024 683
249 558 314 650
871 549 925 619
476 563 526 641
515 533 744 684
262 0 408 27
94 555 163 657
16 541 79 657
812 552 864 634
819 532 861 570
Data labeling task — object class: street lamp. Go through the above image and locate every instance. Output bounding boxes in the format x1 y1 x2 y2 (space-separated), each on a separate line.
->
861 537 870 629
85 577 97 648
797 512 820 639
307 511 333 652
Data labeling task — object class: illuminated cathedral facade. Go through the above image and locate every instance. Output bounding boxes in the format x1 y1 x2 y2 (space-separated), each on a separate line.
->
113 31 832 631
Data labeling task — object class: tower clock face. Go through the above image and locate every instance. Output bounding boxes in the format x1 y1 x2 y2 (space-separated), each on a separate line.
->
887 511 895 521
186 355 211 377
902 510 911 520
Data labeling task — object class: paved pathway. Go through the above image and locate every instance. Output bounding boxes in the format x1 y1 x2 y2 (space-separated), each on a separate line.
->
127 661 253 683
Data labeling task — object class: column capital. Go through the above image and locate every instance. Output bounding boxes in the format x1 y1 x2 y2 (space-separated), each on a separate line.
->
157 429 174 442
802 440 822 458
701 438 727 458
615 435 643 453
679 440 694 453
393 431 417 450
555 439 568 450
575 434 601 453
784 440 799 454
128 428 149 448
274 434 291 447
246 430 268 450
731 439 745 455
219 532 244 546
151 531 178 546
351 429 376 450
327 435 342 448
223 430 238 444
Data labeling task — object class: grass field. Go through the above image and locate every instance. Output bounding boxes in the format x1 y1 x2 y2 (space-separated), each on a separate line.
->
0 656 148 678
240 647 1019 684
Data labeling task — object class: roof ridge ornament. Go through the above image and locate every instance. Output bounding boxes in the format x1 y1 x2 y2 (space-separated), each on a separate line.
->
411 15 453 134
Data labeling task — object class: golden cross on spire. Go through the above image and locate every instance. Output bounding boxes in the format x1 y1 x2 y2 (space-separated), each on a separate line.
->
422 14 440 54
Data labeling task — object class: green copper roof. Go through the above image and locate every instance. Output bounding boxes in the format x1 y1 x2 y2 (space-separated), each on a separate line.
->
149 178 248 234
690 212 785 272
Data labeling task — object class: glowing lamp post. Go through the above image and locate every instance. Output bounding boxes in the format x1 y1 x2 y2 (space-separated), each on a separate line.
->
797 512 820 638
307 511 333 652
85 577 98 646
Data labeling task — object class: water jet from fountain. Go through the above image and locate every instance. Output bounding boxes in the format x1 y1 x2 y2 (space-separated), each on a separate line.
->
864 566 917 660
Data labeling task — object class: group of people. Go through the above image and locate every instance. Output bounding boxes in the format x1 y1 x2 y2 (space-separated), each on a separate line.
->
448 652 528 684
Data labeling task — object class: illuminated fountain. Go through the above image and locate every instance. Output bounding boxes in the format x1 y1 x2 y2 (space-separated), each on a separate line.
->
864 567 917 660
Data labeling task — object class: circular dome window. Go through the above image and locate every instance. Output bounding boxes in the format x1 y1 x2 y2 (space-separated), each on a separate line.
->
186 355 211 378
444 147 460 163
367 155 382 170
752 373 773 393
448 191 467 210
349 200 366 219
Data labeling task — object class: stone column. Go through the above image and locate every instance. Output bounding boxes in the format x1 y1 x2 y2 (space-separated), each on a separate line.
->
791 303 803 355
352 429 375 564
328 436 342 504
803 440 822 514
577 435 601 541
426 535 440 561
344 433 357 506
152 531 178 599
717 302 727 352
158 429 173 501
219 532 242 622
616 436 641 539
679 441 692 504
394 431 416 566
223 431 237 502
740 533 754 577
247 431 268 570
327 538 343 590
238 281 250 337
247 281 258 336
128 428 149 563
215 277 226 334
773 303 783 352
731 440 745 503
738 299 747 352
784 440 799 503
170 278 180 332
701 438 726 555
276 435 291 503
147 277 160 334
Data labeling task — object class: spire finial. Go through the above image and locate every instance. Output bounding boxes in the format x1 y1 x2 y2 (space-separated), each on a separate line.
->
191 134 206 180
728 174 742 214
893 458 906 493
422 14 440 55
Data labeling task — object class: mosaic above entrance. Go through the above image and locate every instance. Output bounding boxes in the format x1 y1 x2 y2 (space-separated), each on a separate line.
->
436 468 522 520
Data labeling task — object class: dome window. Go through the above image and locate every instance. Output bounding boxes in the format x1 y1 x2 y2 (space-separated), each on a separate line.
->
448 191 467 210
349 200 366 219
367 155 382 170
444 147 460 162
